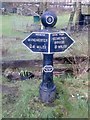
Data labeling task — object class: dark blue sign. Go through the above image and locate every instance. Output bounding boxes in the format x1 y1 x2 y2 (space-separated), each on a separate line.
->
23 31 75 53
23 32 49 53
50 32 75 53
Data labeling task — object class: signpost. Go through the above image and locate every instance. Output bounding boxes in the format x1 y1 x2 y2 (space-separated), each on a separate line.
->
23 11 75 103
23 32 49 53
50 32 75 52
23 31 75 53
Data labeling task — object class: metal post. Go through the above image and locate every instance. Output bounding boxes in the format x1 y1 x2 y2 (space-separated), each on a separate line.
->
39 54 56 103
23 11 75 103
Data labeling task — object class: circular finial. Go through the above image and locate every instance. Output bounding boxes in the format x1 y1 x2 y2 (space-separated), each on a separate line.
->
41 11 57 28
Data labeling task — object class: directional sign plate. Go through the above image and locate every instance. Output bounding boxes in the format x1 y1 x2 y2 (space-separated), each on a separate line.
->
23 32 49 53
23 31 75 53
50 32 75 53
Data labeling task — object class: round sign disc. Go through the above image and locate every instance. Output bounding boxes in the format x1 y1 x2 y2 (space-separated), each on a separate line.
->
41 11 57 28
46 15 54 24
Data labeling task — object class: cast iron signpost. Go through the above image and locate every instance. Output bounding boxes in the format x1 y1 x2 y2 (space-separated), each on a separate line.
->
23 11 75 103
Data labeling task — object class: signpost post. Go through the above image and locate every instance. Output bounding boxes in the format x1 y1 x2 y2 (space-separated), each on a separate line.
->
23 11 75 103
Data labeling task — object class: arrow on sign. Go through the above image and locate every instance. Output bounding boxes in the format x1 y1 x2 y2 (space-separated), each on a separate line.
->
23 31 75 53
50 32 75 53
23 32 49 53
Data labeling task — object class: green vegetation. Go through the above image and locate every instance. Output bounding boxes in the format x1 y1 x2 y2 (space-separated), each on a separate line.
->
2 14 33 38
1 13 70 38
1 12 88 61
56 14 70 29
1 13 71 61
1 13 88 61
2 30 88 61
1 13 89 119
2 37 42 61
2 73 88 118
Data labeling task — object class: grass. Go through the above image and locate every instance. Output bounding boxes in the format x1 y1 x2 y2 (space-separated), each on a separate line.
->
0 91 2 119
2 30 88 61
1 11 89 119
1 13 88 61
56 14 70 29
2 37 42 61
1 12 88 61
1 12 70 38
1 14 33 38
2 73 88 118
1 12 71 61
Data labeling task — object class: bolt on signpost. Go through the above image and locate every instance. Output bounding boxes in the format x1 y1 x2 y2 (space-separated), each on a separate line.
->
22 11 75 103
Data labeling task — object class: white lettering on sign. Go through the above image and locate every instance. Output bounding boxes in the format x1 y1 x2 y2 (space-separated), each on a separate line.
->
58 33 65 36
36 45 47 49
29 44 35 49
54 45 57 49
29 44 47 50
28 38 48 42
52 33 65 37
54 41 65 44
22 31 75 53
43 65 54 73
54 45 67 49
58 45 67 48
35 33 46 36
52 37 67 41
